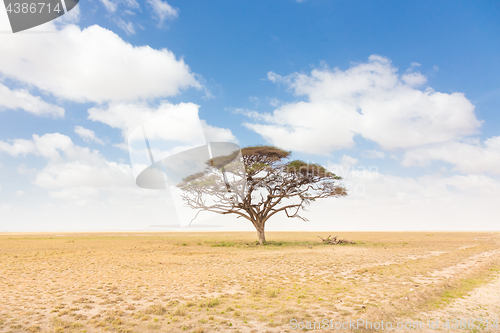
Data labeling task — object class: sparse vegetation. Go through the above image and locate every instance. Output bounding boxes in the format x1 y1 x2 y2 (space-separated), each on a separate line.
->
144 303 166 316
211 241 236 247
0 231 499 332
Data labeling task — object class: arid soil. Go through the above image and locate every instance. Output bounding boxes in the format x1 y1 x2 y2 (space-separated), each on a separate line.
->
0 232 499 333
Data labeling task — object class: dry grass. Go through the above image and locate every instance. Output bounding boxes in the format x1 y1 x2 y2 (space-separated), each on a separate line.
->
0 231 499 332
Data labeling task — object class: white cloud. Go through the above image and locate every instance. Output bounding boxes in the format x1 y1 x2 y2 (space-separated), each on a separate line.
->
0 132 177 227
100 0 118 12
35 159 132 189
402 136 500 175
200 120 238 143
0 24 200 103
246 55 481 154
0 133 133 190
267 71 283 83
18 164 36 175
123 0 140 9
297 167 500 230
14 190 25 197
245 101 359 154
401 71 427 86
116 19 135 35
333 156 499 201
112 143 129 151
0 83 64 117
362 150 385 159
55 4 80 26
0 138 36 156
269 98 282 107
88 101 237 145
339 154 358 170
89 101 238 179
326 157 500 205
74 126 105 145
146 0 179 26
89 102 201 138
326 155 378 182
99 0 139 13
231 107 272 121
90 102 206 174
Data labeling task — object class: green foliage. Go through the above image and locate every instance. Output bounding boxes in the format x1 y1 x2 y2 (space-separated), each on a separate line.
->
207 298 220 308
241 145 291 161
246 162 270 173
286 160 340 178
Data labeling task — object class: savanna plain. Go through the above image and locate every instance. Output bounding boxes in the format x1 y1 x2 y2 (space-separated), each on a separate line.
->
1 231 499 333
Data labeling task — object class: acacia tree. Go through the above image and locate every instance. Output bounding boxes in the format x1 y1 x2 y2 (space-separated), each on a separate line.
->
177 145 347 245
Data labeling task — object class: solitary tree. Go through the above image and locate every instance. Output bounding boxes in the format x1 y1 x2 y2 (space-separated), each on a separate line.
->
177 145 347 245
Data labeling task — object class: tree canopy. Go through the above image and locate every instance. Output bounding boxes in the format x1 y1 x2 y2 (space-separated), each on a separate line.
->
177 145 347 244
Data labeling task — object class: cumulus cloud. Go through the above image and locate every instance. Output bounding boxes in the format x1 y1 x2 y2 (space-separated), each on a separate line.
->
0 133 180 221
245 101 359 153
36 159 132 189
326 158 500 204
402 136 500 175
0 83 64 117
74 126 105 145
401 71 427 86
89 101 238 178
0 24 200 103
88 101 237 144
0 138 36 156
200 120 238 143
246 55 481 154
0 133 133 189
296 161 500 230
147 0 179 26
89 102 200 138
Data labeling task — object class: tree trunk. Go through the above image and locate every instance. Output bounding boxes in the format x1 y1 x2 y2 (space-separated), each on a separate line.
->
256 225 266 245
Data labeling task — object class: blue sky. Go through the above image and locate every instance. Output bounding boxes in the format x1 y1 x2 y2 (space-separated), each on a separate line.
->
0 0 499 231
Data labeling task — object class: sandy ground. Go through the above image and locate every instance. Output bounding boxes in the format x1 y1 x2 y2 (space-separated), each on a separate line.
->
414 275 500 333
0 231 499 333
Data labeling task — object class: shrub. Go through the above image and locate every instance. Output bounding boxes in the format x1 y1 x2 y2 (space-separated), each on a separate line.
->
144 304 166 315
